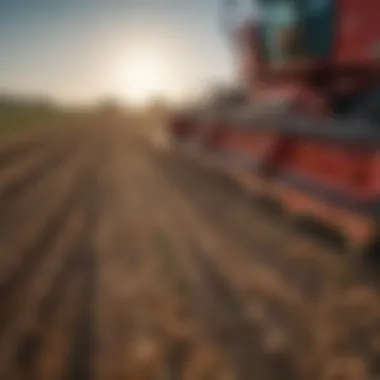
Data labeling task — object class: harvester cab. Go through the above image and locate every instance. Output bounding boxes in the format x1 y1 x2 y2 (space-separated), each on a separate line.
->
226 0 329 69
229 0 380 65
227 0 380 124
231 0 316 68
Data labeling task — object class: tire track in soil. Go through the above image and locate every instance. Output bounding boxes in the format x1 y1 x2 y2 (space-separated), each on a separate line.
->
0 132 86 212
99 131 380 379
156 149 369 373
24 267 83 380
136 150 304 380
150 142 334 362
107 132 350 379
62 236 96 380
0 143 94 285
0 136 103 380
150 144 380 379
0 207 86 379
6 216 86 380
108 152 204 379
190 244 298 380
143 143 306 306
91 136 176 380
95 132 231 380
136 135 366 374
150 230 231 380
127 148 265 373
152 221 265 380
156 148 350 296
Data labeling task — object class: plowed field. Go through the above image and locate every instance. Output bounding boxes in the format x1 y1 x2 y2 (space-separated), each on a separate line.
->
0 119 379 380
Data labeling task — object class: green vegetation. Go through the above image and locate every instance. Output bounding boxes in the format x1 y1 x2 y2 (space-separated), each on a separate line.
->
0 94 173 140
0 95 65 138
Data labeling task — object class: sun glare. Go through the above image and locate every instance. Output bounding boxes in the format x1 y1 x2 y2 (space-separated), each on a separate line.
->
116 50 174 105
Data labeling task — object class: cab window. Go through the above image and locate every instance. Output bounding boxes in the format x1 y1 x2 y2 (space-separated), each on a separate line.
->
296 0 334 58
258 0 305 65
257 0 333 63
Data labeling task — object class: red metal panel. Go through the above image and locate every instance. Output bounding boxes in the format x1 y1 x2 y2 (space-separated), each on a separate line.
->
370 153 380 193
334 0 380 64
280 136 377 199
218 129 279 162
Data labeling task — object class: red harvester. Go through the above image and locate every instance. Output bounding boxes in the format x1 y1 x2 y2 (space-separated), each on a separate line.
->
170 0 380 257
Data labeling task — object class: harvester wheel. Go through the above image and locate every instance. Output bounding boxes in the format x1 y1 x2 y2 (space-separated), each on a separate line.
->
349 237 380 284
361 237 380 266
351 87 380 127
290 213 346 251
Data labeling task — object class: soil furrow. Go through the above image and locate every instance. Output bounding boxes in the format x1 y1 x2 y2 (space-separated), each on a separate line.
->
0 130 61 171
156 149 348 293
7 234 86 380
131 150 292 379
32 268 83 380
0 122 85 172
0 157 92 290
0 132 104 379
138 148 318 378
0 144 93 283
152 144 380 379
62 248 95 380
6 147 101 380
62 149 102 380
0 204 87 379
0 134 84 211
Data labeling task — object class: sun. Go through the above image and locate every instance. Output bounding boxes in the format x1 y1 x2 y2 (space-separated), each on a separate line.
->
115 50 173 106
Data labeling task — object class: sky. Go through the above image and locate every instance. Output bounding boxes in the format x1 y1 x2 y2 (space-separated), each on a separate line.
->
0 0 256 105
